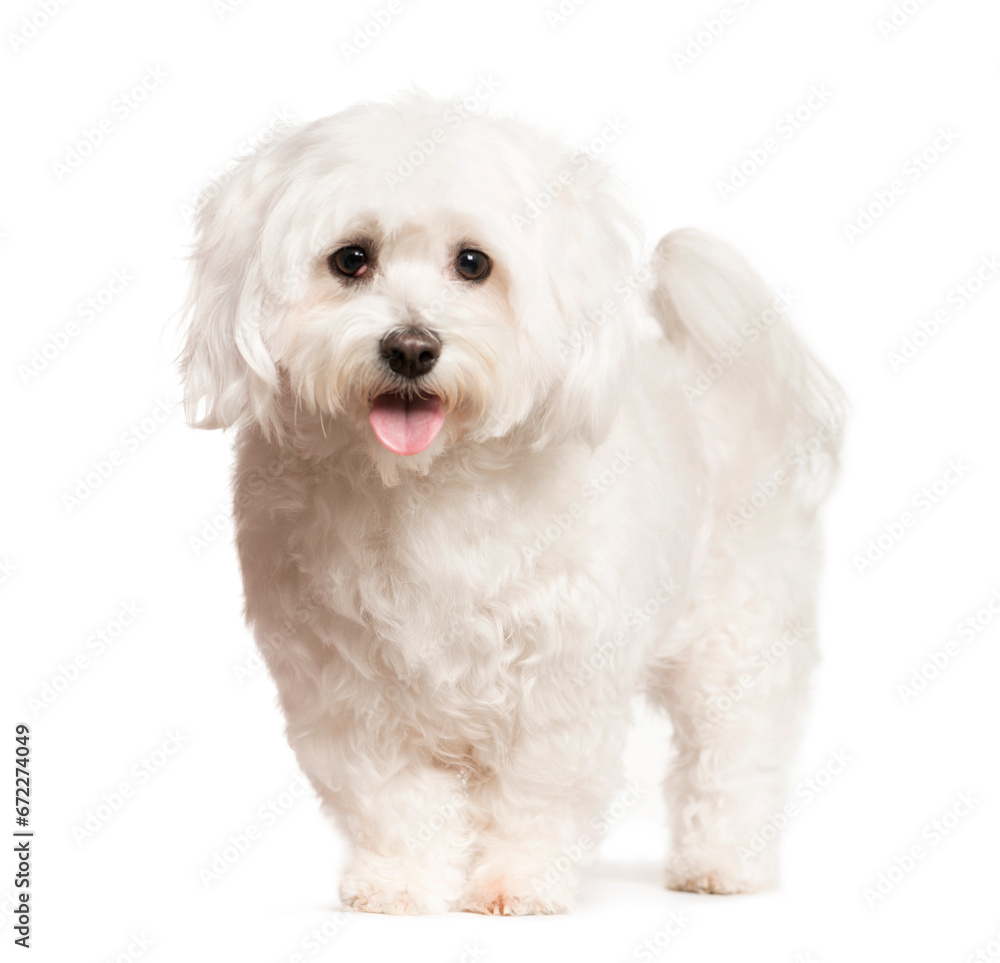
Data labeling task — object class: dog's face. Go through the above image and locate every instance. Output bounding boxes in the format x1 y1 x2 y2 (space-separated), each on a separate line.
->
181 95 641 477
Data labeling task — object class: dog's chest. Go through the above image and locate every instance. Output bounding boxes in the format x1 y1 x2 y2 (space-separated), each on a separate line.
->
293 449 672 739
309 473 536 664
302 478 541 759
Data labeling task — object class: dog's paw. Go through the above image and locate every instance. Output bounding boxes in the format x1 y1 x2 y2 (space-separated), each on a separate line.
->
462 867 574 916
665 850 775 895
462 884 571 916
339 854 458 915
665 868 757 895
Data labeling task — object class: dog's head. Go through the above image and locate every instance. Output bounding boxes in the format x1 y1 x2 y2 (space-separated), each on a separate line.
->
181 93 641 480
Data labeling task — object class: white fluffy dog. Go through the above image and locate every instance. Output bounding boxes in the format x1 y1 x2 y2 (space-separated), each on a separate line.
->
180 92 844 915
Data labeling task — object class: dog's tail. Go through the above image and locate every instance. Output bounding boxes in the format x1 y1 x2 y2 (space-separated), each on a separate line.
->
648 229 846 520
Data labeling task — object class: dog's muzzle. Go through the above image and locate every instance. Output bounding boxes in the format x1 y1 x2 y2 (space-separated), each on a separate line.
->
370 327 445 456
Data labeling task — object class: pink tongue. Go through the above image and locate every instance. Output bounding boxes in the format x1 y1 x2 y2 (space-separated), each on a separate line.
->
369 394 445 456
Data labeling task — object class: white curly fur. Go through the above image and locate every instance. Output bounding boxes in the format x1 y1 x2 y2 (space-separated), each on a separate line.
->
180 92 845 915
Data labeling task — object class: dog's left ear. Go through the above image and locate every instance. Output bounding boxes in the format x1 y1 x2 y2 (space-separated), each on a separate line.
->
530 157 642 450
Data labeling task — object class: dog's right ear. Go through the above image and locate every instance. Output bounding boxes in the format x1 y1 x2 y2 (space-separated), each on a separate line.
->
179 131 299 434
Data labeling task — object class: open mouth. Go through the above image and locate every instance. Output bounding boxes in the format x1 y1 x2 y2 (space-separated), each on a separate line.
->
368 392 445 456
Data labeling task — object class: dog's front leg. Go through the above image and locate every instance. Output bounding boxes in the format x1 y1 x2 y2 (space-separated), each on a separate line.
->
461 706 628 916
293 715 472 915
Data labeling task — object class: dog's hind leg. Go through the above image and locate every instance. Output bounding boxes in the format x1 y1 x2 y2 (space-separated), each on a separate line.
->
647 536 821 894
644 226 845 893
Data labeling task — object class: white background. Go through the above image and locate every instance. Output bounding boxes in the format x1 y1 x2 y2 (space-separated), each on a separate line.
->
2 0 999 961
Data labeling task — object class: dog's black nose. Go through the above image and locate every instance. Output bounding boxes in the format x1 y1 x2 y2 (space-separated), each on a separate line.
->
380 328 441 379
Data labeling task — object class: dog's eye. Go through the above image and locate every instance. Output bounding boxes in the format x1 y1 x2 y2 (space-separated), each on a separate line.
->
455 249 491 281
329 246 369 278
